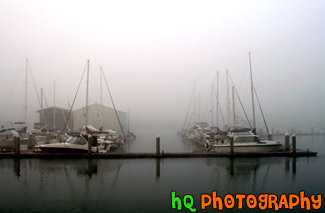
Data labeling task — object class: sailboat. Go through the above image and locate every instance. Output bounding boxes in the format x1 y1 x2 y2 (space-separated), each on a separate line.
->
210 54 282 153
37 60 100 153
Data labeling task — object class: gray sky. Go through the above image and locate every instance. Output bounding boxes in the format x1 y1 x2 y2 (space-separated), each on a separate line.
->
0 0 324 132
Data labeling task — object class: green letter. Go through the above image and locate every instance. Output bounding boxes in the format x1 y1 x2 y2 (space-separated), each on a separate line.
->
183 194 197 212
171 191 182 210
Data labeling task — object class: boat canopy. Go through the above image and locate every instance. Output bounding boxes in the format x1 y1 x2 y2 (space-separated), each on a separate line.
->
0 128 16 133
229 128 251 132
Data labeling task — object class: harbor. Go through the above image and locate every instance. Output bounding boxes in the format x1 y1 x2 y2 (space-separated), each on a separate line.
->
0 133 324 212
1 1 325 212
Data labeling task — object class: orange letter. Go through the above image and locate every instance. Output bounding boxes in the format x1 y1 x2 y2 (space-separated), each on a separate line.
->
300 191 310 210
311 194 322 210
289 194 299 209
201 194 211 210
246 194 257 209
212 191 223 210
258 194 268 210
278 194 289 209
236 194 245 209
224 194 235 209
268 194 279 210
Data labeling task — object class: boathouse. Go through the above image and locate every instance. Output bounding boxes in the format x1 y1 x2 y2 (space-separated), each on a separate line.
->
73 103 127 134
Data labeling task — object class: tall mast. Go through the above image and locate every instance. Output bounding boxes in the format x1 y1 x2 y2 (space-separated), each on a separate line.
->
211 84 214 126
249 52 256 133
232 86 236 128
100 66 103 128
100 66 103 105
193 82 196 123
216 71 219 129
25 58 28 125
85 60 90 126
53 81 56 131
198 92 201 122
41 88 44 124
226 70 230 126
128 108 130 134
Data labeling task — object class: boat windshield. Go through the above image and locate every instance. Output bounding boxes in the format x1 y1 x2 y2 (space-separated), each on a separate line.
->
66 137 86 145
235 136 261 143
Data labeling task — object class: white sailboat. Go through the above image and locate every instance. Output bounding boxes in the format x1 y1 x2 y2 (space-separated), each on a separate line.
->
209 54 282 153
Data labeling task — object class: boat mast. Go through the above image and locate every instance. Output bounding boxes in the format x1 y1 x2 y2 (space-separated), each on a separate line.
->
211 84 214 126
216 71 219 129
226 70 230 127
100 66 103 105
41 88 44 124
128 108 130 134
86 59 90 126
193 82 196 123
53 81 56 132
25 58 28 125
198 92 201 122
232 86 236 128
100 66 103 128
249 52 256 133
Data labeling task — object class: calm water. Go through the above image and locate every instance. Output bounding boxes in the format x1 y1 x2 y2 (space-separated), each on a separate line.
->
0 133 324 212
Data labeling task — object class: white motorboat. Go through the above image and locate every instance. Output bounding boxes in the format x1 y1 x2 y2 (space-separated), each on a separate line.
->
36 134 98 153
209 128 282 153
0 128 19 141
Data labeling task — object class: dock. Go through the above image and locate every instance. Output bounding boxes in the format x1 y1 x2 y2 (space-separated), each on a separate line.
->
0 134 318 159
0 149 317 159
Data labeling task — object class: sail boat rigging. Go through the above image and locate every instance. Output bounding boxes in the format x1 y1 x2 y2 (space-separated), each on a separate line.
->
249 52 256 134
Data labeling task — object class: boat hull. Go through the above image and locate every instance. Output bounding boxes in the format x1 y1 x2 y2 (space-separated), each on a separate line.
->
38 147 90 153
210 142 282 153
37 142 97 153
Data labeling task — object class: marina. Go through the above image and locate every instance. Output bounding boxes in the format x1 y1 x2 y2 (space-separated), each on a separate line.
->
0 134 324 212
1 1 324 212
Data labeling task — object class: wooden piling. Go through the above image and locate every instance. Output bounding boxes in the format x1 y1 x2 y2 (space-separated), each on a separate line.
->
17 137 20 154
46 134 51 144
28 134 34 149
284 133 289 151
56 134 61 143
267 134 272 140
13 136 17 153
14 137 20 154
291 134 296 154
156 135 160 156
88 135 92 155
229 136 234 155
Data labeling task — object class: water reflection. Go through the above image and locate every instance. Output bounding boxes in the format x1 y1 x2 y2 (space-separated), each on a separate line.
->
156 158 160 181
0 154 322 212
13 159 20 177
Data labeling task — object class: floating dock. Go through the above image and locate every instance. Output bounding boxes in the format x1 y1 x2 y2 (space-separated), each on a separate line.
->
0 134 317 159
0 149 317 159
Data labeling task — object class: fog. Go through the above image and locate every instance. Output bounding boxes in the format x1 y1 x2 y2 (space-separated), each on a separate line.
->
0 0 324 133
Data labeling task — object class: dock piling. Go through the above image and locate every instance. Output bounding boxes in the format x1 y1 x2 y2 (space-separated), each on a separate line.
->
156 135 160 156
284 133 289 151
88 135 92 155
46 134 51 144
14 137 20 155
291 134 296 154
230 136 234 155
28 134 34 149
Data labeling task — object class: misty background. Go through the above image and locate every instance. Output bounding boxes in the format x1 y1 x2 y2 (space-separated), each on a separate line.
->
0 0 324 134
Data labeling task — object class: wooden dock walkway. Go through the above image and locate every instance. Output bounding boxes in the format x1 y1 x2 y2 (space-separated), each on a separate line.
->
0 149 317 159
